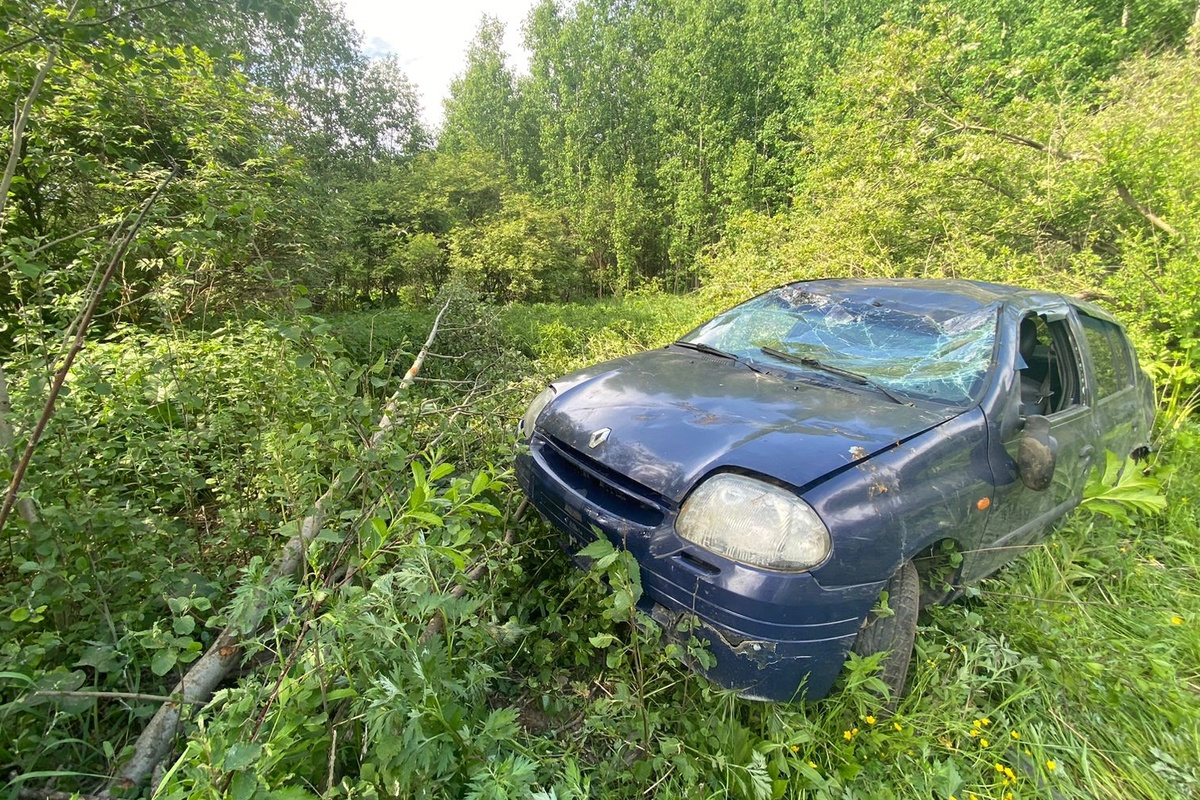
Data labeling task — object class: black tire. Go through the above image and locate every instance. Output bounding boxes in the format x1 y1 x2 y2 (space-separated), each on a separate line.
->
851 560 919 711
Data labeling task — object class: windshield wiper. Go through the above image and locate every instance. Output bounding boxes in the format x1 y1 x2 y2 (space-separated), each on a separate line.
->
672 340 736 359
672 340 774 377
758 346 913 406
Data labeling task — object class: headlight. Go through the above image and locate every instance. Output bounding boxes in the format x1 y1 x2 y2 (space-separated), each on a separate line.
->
518 386 556 440
677 474 830 572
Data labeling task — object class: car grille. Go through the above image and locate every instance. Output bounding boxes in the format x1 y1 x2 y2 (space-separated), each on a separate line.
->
540 435 668 528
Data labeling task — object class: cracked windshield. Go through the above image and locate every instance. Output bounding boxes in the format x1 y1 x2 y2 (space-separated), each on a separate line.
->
682 286 999 405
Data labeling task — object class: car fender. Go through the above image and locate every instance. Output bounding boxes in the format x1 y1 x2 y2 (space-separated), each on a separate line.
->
805 408 994 588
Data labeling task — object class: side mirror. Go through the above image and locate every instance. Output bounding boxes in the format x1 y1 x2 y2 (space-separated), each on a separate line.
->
1017 414 1057 491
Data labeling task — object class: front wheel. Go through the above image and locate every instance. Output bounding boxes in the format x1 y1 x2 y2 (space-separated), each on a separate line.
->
850 560 919 711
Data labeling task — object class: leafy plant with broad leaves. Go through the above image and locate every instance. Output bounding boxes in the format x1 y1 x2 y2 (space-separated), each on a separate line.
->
1081 451 1167 524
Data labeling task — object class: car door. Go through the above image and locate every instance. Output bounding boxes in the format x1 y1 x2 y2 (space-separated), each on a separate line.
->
965 308 1098 583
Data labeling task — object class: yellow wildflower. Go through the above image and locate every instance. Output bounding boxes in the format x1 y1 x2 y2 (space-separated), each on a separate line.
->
790 745 799 753
1047 759 1057 771
808 761 818 770
981 717 991 726
1171 615 1184 625
865 715 877 725
980 738 990 748
995 763 1006 773
894 722 904 732
969 729 980 737
1010 731 1020 740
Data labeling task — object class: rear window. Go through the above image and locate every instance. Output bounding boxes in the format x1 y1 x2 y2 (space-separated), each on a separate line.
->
1078 314 1132 399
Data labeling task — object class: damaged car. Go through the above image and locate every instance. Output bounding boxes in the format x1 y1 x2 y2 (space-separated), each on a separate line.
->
515 279 1155 703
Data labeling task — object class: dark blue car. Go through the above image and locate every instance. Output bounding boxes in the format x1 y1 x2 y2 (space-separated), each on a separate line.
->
516 279 1154 703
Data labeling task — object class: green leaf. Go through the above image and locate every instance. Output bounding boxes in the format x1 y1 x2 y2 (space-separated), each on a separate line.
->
223 741 262 771
589 633 617 648
150 650 177 676
578 537 615 560
9 607 30 623
229 769 257 800
407 511 444 527
14 258 42 278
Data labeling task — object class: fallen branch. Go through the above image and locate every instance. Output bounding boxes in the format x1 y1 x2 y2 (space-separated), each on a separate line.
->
420 497 528 644
31 689 204 705
106 300 451 794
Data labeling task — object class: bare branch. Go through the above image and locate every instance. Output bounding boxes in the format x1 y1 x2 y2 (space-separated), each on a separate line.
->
0 165 178 541
0 49 57 233
1115 183 1184 240
397 301 451 392
31 689 205 705
20 222 113 259
419 498 528 644
920 99 1095 163
953 121 1091 162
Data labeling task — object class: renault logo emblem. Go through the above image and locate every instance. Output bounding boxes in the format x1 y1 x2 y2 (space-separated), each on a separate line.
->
588 428 611 449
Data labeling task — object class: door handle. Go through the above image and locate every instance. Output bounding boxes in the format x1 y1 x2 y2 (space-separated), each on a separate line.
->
1079 445 1095 459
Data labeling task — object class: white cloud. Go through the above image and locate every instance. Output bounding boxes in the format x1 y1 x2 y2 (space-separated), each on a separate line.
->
340 0 535 131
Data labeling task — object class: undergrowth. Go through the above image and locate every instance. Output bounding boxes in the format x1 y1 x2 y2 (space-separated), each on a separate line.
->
2 292 1196 799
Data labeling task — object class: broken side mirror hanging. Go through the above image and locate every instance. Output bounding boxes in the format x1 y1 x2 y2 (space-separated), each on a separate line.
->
1017 414 1057 491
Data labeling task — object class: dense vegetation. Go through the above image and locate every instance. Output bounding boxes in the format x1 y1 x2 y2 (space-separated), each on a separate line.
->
1 0 1199 798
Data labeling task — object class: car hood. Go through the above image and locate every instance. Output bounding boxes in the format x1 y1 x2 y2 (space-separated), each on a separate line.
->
538 348 960 503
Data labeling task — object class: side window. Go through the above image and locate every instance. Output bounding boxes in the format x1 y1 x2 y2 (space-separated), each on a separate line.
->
1018 314 1082 416
1078 314 1127 399
1110 328 1133 388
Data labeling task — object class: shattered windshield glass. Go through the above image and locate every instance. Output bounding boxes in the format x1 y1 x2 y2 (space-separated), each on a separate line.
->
682 285 999 405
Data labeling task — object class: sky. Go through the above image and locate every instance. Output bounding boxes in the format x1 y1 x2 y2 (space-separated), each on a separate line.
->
340 0 537 131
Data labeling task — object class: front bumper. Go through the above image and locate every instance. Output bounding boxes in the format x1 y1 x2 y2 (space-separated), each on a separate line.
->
516 435 885 702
